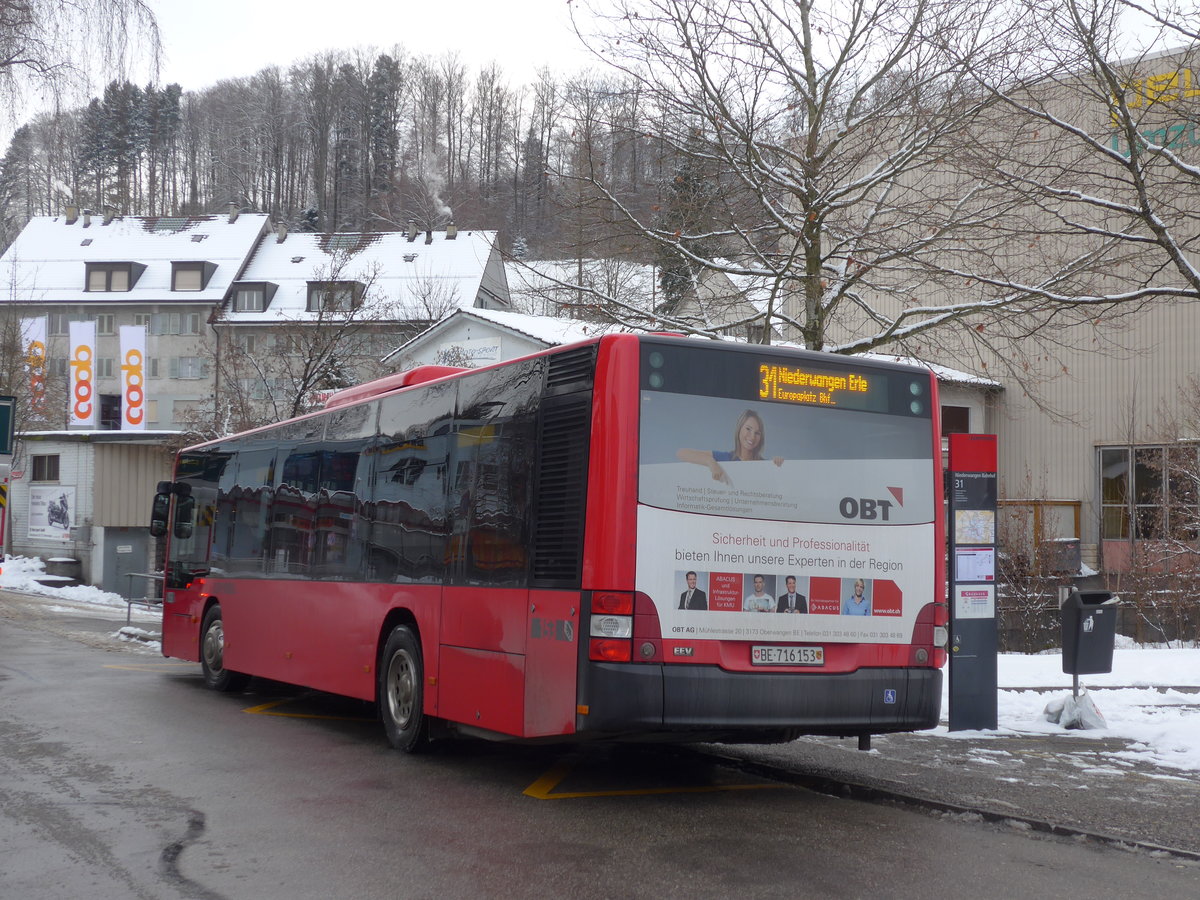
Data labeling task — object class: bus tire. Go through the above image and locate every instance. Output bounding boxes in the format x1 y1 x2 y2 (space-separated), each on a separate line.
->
200 605 249 693
379 625 428 752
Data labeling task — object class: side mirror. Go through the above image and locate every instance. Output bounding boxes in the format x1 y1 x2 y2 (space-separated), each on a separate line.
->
149 492 171 537
174 495 195 539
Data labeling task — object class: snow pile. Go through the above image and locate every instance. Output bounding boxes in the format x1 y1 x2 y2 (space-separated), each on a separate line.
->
0 554 131 609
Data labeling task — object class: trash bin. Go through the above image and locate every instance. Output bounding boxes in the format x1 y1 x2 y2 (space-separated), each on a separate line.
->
1061 588 1120 675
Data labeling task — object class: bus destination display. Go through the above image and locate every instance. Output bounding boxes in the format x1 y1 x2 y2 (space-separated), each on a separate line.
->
758 367 873 408
758 362 882 410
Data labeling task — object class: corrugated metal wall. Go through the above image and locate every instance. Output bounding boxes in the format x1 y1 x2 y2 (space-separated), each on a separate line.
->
94 444 175 527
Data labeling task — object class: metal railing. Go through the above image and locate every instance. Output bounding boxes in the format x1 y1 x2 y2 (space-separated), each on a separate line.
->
124 572 164 624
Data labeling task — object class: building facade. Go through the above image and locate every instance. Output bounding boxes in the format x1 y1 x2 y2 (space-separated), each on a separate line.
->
0 211 510 585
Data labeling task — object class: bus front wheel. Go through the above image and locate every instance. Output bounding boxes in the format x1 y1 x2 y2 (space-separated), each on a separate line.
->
379 625 428 752
200 605 249 693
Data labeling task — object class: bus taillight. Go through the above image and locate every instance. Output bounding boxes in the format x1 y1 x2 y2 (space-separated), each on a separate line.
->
592 592 633 615
590 591 634 661
590 638 632 662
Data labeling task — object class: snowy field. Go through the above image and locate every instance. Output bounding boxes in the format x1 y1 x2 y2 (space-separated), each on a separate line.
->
3 554 1197 773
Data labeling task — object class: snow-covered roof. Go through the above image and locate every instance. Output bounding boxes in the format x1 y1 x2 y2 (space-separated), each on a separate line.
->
19 429 182 444
382 307 627 365
0 213 270 305
862 352 1003 388
443 307 625 345
223 229 504 324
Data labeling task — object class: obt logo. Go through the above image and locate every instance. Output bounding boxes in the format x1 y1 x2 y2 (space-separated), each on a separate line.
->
840 488 904 521
840 497 894 521
121 348 144 425
70 343 94 420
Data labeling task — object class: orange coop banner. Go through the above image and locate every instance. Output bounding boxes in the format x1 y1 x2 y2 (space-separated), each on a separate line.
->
119 324 147 430
19 316 48 419
68 320 97 428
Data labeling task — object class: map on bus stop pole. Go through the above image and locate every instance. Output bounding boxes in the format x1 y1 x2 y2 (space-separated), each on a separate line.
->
954 509 995 544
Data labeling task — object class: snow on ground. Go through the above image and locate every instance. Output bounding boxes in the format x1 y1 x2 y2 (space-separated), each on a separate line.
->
936 638 1200 774
1 554 162 650
0 554 133 610
3 554 1197 771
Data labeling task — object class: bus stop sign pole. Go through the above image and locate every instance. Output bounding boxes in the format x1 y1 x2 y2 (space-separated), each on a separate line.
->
947 433 999 731
0 395 13 554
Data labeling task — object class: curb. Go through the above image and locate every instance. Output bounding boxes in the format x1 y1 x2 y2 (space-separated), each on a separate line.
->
696 747 1200 864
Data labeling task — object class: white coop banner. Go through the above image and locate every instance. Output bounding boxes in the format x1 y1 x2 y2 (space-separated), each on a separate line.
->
119 325 147 430
68 320 97 428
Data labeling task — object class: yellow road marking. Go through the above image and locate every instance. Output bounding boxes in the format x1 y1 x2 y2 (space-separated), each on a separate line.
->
242 697 374 722
523 760 786 800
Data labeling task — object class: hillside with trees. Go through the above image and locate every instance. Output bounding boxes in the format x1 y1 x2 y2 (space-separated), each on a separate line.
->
0 50 669 263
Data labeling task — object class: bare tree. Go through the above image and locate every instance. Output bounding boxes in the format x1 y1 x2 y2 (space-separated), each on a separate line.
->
555 0 1200 383
563 1 1034 347
965 0 1200 305
186 254 406 439
0 0 160 103
996 501 1067 652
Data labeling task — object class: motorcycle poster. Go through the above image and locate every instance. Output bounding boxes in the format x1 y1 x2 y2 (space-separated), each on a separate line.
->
29 485 74 540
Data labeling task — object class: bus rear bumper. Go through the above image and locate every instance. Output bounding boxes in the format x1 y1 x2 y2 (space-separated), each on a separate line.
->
577 663 942 740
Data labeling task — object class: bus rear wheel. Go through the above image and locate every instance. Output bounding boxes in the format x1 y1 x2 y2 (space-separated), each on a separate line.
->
200 605 249 693
379 625 428 752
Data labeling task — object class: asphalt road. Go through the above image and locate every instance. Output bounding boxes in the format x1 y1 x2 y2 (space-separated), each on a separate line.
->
2 588 1198 899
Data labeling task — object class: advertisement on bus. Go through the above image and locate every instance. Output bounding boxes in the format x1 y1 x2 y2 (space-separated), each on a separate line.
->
636 386 937 646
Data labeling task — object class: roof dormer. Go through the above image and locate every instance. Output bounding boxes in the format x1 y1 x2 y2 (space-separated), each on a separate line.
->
84 261 145 292
172 261 218 291
230 281 279 313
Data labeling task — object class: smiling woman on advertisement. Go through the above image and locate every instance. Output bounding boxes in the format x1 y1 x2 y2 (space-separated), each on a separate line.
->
676 408 784 485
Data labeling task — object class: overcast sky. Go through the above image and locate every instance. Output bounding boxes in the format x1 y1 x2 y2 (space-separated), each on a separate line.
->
1 0 598 152
150 0 592 92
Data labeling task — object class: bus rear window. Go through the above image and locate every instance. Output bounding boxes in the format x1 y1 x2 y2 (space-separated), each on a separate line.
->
638 343 935 525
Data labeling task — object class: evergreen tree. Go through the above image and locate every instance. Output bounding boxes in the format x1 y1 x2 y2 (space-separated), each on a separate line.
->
0 126 38 248
76 97 111 209
654 131 719 314
367 54 403 206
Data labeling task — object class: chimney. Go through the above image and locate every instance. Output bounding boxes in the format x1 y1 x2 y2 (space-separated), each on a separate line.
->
82 209 92 227
446 221 458 240
65 204 79 225
228 202 239 223
425 229 433 245
276 222 288 243
102 205 116 226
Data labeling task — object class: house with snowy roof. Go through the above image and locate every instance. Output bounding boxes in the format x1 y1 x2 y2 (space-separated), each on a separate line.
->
504 258 774 341
0 213 509 434
206 223 509 429
381 307 628 370
0 207 270 430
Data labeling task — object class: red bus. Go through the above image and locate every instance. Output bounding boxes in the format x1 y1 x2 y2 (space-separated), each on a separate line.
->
152 334 946 751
